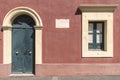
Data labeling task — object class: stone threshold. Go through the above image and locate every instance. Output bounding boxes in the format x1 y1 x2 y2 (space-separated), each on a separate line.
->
10 74 34 77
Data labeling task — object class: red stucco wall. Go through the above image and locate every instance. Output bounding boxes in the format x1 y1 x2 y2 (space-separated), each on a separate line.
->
0 0 120 64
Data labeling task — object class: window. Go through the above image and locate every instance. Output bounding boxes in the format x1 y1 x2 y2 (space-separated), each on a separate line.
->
79 4 118 57
88 22 104 50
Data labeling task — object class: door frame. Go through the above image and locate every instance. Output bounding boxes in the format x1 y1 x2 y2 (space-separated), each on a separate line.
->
2 7 43 72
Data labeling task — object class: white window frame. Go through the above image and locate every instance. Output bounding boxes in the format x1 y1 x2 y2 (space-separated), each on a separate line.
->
79 4 118 57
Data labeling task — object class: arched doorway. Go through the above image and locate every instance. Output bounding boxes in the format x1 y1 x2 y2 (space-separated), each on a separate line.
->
12 15 35 74
2 7 43 74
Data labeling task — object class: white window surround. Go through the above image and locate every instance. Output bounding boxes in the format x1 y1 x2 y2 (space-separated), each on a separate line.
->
2 7 43 64
79 4 118 57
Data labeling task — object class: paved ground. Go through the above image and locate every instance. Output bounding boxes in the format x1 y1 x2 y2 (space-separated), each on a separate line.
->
0 76 120 80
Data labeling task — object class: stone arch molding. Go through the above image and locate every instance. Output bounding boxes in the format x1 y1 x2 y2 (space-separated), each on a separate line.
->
3 7 43 27
2 7 42 64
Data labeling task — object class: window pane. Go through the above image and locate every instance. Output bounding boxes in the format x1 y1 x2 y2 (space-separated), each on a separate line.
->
96 44 104 50
88 34 93 43
97 34 103 43
89 23 93 33
96 23 103 33
88 43 94 49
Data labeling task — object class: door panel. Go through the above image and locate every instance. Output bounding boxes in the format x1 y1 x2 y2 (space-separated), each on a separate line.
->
12 28 25 73
12 15 35 74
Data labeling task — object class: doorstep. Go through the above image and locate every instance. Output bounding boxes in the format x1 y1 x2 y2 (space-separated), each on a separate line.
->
10 74 34 77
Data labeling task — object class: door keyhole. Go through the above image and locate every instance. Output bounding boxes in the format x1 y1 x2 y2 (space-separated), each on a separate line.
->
24 51 27 55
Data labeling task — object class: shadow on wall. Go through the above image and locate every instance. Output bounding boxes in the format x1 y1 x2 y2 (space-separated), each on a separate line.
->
75 8 82 15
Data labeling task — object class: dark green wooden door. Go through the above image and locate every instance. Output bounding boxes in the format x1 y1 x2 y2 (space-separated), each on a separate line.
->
12 15 35 74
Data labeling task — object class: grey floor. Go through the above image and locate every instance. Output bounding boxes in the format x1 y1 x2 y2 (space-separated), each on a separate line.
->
1 76 120 80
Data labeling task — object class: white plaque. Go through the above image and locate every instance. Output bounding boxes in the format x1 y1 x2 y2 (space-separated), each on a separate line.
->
56 19 69 28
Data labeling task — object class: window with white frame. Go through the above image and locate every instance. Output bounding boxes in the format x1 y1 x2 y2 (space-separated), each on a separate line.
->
79 4 117 57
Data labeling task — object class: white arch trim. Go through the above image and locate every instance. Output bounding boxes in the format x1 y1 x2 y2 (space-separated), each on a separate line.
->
2 7 43 64
3 7 43 27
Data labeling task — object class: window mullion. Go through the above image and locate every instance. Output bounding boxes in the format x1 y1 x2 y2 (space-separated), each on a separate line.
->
93 23 97 49
102 23 104 50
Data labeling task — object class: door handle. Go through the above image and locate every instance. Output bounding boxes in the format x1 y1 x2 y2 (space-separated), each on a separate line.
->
15 51 19 55
28 51 32 55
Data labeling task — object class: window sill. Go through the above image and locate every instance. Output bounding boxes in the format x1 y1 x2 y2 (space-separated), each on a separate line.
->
88 49 104 51
82 50 113 57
